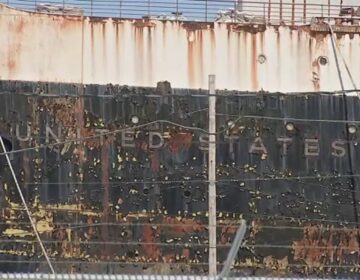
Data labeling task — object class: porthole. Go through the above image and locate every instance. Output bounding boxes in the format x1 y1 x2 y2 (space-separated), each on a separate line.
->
257 54 267 64
318 56 329 66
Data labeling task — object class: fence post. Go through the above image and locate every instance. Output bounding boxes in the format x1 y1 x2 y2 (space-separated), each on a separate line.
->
176 0 179 16
328 0 330 20
280 0 282 22
303 0 307 24
90 0 93 16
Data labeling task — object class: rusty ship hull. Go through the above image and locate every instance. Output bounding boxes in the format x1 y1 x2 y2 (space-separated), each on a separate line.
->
0 81 359 277
1 2 360 278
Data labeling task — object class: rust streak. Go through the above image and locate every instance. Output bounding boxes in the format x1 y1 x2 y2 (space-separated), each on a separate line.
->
187 31 195 88
251 34 258 91
142 225 160 259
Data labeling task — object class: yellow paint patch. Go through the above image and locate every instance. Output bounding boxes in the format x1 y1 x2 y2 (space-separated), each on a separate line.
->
3 228 33 237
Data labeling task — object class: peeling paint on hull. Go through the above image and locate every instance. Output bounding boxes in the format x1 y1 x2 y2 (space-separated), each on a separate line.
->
1 5 360 92
0 81 360 276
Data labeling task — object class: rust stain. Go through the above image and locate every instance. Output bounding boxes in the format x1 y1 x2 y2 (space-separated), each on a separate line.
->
147 27 153 84
162 21 167 48
182 22 208 32
163 217 205 234
15 18 25 33
292 225 360 268
276 32 281 88
102 23 107 76
228 23 266 34
167 131 193 154
197 31 204 86
115 22 120 78
59 16 81 30
135 27 144 84
133 19 156 28
149 151 160 173
7 59 16 76
187 31 195 87
260 32 264 53
142 225 160 259
251 34 258 91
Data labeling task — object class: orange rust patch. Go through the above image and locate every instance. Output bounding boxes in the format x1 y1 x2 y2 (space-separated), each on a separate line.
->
143 225 160 259
167 131 193 154
15 19 25 33
164 217 205 234
292 225 360 268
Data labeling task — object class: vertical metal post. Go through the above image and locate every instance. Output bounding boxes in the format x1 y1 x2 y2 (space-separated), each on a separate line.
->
291 0 295 25
218 220 247 278
119 0 122 18
205 0 208 22
263 3 266 19
303 0 307 24
328 0 330 20
176 0 179 16
90 0 93 16
268 0 271 23
208 74 217 277
279 0 282 22
148 0 150 17
236 0 243 11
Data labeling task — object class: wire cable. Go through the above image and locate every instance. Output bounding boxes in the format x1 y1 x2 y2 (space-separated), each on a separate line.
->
326 21 360 246
3 113 360 156
0 136 55 274
0 119 208 156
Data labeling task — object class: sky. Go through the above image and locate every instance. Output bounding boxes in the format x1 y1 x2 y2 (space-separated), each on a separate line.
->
1 0 360 20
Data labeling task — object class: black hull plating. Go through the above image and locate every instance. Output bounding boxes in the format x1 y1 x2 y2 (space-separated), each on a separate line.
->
0 81 359 277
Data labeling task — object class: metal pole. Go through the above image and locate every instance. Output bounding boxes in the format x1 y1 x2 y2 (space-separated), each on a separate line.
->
219 220 247 278
91 0 93 16
0 137 55 274
303 0 307 24
205 0 208 22
268 0 271 23
208 74 217 277
263 3 266 19
291 0 295 25
279 0 282 22
120 0 122 18
328 0 330 20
